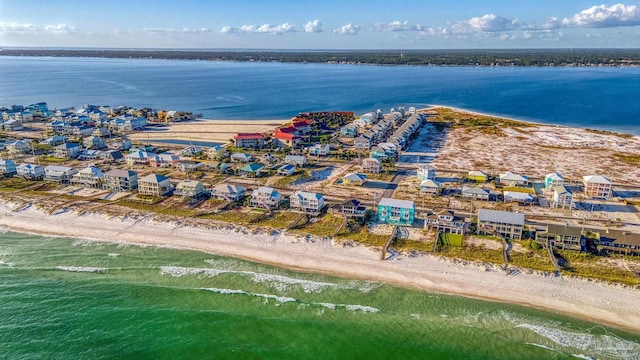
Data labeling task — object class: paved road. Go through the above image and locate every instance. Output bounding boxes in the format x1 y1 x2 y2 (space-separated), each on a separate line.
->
381 169 407 199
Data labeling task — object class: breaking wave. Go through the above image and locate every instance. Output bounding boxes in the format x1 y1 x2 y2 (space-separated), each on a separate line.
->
56 266 108 273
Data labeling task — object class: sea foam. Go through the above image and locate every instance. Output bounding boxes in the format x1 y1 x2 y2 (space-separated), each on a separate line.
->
56 266 108 273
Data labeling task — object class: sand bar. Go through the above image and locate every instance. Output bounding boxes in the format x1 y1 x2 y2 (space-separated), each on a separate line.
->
1 200 639 334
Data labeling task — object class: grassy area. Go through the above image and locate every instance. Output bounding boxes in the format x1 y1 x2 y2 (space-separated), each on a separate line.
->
291 214 344 237
117 199 201 217
557 251 640 285
39 156 68 163
439 233 464 247
585 128 635 139
395 238 434 252
502 186 535 194
272 170 311 187
335 226 388 247
439 245 505 264
509 251 557 272
613 152 640 165
198 210 258 224
255 211 300 229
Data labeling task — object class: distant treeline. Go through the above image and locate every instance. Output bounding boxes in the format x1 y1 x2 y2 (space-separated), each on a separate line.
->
3 48 640 67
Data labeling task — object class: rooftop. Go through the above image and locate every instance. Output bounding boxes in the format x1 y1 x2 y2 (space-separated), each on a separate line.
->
478 209 525 226
379 197 415 209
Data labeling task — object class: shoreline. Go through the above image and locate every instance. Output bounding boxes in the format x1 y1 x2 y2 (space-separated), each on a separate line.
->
1 200 639 335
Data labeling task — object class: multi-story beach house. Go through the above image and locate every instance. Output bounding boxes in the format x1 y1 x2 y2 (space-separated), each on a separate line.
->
498 172 529 187
330 199 367 218
5 140 31 154
233 133 265 149
552 185 574 209
544 173 564 190
0 159 17 177
308 144 330 157
240 163 264 177
125 151 152 166
149 153 180 167
250 186 282 210
353 136 371 150
277 164 296 176
598 229 640 257
477 209 525 240
54 142 81 159
361 157 381 174
582 175 612 199
377 198 415 226
417 164 436 181
230 153 253 163
272 128 302 148
137 174 172 197
341 173 367 186
535 224 583 251
461 186 490 201
503 191 534 204
16 163 45 180
425 210 467 235
289 191 325 213
70 166 105 188
174 180 206 198
420 179 440 195
103 169 138 192
44 165 78 183
468 171 488 183
211 183 245 202
284 155 307 167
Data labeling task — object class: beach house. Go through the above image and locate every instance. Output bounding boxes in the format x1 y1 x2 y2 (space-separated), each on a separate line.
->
535 224 583 251
273 128 302 148
544 173 564 190
361 158 381 174
330 199 367 218
174 180 206 198
377 198 415 226
250 186 282 210
420 179 440 195
125 151 153 166
137 174 172 197
461 186 490 201
498 172 529 187
149 153 181 167
417 164 436 181
83 136 106 150
0 159 17 177
353 136 371 150
308 143 330 157
54 142 81 159
277 164 296 176
284 155 307 167
289 191 325 213
503 191 534 204
233 133 265 149
70 166 105 188
598 229 640 256
240 163 265 177
468 171 488 183
230 153 253 163
211 183 245 202
103 169 138 192
477 209 525 240
425 210 467 235
44 165 78 183
582 175 612 199
16 163 45 180
341 173 366 186
552 185 574 209
5 140 32 154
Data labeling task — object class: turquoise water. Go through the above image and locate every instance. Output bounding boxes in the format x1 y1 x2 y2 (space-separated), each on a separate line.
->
1 56 640 135
1 231 639 359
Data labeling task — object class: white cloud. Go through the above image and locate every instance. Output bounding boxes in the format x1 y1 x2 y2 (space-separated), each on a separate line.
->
143 28 213 35
562 3 640 28
451 14 524 33
0 22 76 35
372 20 424 32
220 23 296 35
333 23 360 35
304 20 323 33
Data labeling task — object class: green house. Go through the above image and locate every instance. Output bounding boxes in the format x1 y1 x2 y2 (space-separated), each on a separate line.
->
240 163 265 177
377 198 415 226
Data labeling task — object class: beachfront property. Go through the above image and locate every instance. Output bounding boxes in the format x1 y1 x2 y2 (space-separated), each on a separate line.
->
44 165 78 183
425 210 467 234
361 157 381 174
233 133 265 149
230 153 253 163
125 151 153 166
273 127 302 148
552 185 574 209
582 175 612 199
0 159 17 177
461 186 490 201
420 179 440 195
330 199 367 218
341 173 367 186
103 169 138 192
137 174 172 197
54 142 82 159
211 183 245 202
498 172 529 187
289 191 325 213
5 140 31 154
0 119 23 131
240 163 265 177
277 164 296 176
250 186 282 210
417 164 436 181
544 173 564 190
16 163 45 180
468 171 488 183
377 198 415 226
477 209 525 240
308 143 330 156
284 155 307 167
503 191 534 204
82 136 107 150
174 180 206 198
70 166 105 188
598 229 640 256
534 224 583 251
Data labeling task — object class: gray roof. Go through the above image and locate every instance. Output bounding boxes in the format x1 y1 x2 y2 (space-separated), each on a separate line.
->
461 186 489 195
285 155 306 161
583 175 612 184
554 185 571 195
545 224 582 237
44 165 75 172
105 169 137 178
213 183 245 193
139 173 169 183
379 197 415 209
291 191 323 201
478 209 525 226
503 191 533 200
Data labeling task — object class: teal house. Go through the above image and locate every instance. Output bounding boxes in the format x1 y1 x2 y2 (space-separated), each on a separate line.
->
377 197 415 226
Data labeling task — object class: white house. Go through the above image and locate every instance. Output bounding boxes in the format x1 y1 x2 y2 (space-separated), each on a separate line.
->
0 159 17 176
284 155 307 167
499 172 529 187
211 183 246 202
250 186 282 210
553 185 574 209
137 174 172 196
582 175 612 199
174 180 206 198
16 163 45 180
289 191 325 213
44 165 78 183
70 166 104 188
417 164 436 181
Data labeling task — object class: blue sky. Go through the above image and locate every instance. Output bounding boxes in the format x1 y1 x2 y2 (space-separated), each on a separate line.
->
1 1 640 49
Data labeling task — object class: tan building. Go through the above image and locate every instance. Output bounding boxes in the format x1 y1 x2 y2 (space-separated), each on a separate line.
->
477 209 525 240
137 173 172 196
582 175 612 199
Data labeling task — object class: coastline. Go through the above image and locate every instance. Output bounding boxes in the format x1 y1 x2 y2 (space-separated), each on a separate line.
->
1 200 639 335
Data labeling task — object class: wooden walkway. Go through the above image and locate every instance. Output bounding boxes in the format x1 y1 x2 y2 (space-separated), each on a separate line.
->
381 226 398 260
331 216 349 237
547 239 561 275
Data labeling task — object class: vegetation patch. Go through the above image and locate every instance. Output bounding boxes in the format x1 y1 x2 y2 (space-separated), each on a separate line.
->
336 226 388 248
613 152 640 165
291 214 344 237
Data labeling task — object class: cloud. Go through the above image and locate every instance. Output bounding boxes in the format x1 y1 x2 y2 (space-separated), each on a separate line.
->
0 22 76 35
562 3 640 28
333 23 360 35
450 14 524 33
372 20 424 32
220 23 296 35
304 20 323 33
143 28 213 35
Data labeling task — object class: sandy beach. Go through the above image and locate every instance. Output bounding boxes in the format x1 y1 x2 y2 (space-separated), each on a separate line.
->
129 119 288 144
1 199 639 334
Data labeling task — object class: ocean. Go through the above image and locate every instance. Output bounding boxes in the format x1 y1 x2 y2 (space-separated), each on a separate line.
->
1 231 639 360
0 56 639 135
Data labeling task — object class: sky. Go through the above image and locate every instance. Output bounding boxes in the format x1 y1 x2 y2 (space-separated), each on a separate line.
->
1 1 640 49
